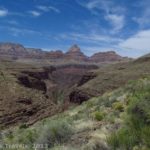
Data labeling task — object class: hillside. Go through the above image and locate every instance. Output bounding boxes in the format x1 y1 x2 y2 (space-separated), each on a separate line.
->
70 57 150 103
1 76 150 150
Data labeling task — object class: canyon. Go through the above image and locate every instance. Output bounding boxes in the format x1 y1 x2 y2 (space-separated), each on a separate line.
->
0 42 129 62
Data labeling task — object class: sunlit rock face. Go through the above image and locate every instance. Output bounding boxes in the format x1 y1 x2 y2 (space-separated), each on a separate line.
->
0 42 127 62
65 44 88 61
90 51 123 62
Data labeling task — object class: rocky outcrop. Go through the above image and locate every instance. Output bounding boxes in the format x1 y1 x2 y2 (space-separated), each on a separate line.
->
77 72 97 86
68 71 98 104
16 98 32 105
17 64 98 98
17 75 47 92
26 48 45 58
69 90 91 104
46 50 64 59
65 44 88 61
90 51 123 62
0 43 64 59
0 43 28 58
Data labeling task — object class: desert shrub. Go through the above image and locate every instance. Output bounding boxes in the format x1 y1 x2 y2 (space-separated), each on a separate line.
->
4 130 14 141
83 139 109 150
105 114 115 124
127 93 150 125
86 101 94 108
108 79 150 149
107 127 139 150
112 102 124 112
17 129 38 146
52 90 65 104
93 111 105 121
19 124 28 129
72 113 81 121
107 132 119 150
36 119 73 149
141 126 150 147
50 145 78 150
1 128 38 150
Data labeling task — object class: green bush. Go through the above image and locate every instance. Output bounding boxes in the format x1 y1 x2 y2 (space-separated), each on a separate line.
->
17 129 38 146
107 127 138 150
93 111 105 121
105 114 115 124
36 119 73 148
86 101 94 108
108 79 150 149
19 124 28 129
112 102 124 112
107 132 119 150
141 126 150 147
83 139 109 150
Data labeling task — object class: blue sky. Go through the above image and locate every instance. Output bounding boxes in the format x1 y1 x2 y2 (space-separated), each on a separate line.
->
0 0 150 57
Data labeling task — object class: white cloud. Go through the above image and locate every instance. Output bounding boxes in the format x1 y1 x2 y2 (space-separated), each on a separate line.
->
0 25 50 41
49 6 60 13
134 9 150 27
85 0 101 10
37 6 50 12
105 14 125 33
7 27 42 36
7 20 19 25
0 8 8 17
10 12 26 17
79 0 125 14
132 0 150 28
57 32 122 45
37 5 60 13
118 30 150 57
77 0 125 32
63 29 150 58
29 10 41 17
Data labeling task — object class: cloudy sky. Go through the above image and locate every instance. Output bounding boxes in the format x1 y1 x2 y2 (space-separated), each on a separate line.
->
0 0 150 57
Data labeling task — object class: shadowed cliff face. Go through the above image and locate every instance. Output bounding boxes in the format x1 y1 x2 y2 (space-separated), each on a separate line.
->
17 64 98 92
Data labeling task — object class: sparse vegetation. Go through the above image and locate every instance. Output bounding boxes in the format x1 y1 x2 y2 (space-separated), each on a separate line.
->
93 111 105 121
36 119 73 148
112 102 124 112
19 124 28 129
108 78 150 150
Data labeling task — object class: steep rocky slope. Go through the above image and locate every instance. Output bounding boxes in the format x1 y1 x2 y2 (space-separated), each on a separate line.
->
0 61 98 128
69 56 150 103
1 77 150 150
